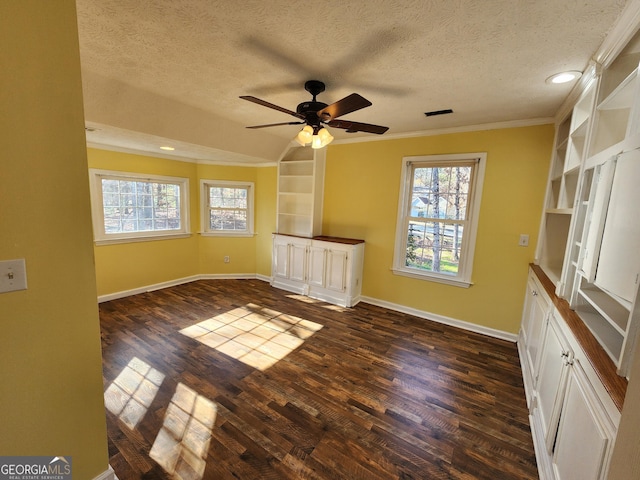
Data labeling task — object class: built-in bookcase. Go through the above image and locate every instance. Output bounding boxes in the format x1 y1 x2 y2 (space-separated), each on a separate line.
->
537 27 640 377
276 144 325 237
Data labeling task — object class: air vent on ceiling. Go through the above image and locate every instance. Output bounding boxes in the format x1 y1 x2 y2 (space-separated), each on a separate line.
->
424 109 453 117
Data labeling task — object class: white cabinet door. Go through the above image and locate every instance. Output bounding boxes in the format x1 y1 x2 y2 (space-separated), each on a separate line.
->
308 245 326 288
522 273 551 384
325 249 348 292
273 239 290 279
535 314 571 451
289 242 308 283
552 361 612 480
580 159 615 282
595 149 640 303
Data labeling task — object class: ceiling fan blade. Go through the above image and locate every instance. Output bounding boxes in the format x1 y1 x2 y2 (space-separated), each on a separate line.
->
246 121 305 129
240 96 305 119
327 119 388 134
317 93 372 121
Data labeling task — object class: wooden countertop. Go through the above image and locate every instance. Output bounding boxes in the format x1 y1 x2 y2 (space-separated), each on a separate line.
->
273 233 365 244
531 264 627 412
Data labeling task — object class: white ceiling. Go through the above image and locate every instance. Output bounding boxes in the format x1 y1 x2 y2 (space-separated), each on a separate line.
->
76 0 631 164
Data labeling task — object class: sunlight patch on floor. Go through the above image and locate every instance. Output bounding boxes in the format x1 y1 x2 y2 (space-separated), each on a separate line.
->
104 357 165 429
179 304 323 371
150 383 217 480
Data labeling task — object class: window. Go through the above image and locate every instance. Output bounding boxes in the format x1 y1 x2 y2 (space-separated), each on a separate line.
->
89 169 190 244
200 180 254 236
393 153 485 287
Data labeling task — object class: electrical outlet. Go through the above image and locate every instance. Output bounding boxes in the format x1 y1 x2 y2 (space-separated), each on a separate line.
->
0 259 28 293
224 256 230 263
519 234 529 247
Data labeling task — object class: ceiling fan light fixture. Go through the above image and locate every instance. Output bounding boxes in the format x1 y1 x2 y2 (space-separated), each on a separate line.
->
295 125 314 146
310 127 334 149
318 127 334 146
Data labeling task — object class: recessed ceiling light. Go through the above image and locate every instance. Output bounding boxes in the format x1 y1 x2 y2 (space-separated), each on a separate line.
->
546 71 582 85
160 146 175 151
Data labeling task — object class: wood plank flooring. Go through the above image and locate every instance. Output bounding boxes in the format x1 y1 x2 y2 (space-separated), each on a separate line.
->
99 279 538 480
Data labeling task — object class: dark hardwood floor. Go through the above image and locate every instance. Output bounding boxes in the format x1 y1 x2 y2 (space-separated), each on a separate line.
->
99 279 538 480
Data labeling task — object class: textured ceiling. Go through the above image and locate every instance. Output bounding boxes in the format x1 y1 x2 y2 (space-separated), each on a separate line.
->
76 0 630 163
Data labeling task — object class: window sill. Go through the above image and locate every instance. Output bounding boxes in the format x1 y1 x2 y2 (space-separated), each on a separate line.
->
95 232 192 246
391 267 473 288
199 231 255 238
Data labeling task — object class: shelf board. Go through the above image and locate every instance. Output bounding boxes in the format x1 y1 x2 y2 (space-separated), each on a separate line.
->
279 191 312 196
546 208 573 215
578 287 629 335
575 307 623 364
570 118 589 138
597 69 637 110
278 212 311 218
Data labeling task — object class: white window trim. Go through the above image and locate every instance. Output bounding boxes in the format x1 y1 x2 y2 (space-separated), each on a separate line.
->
89 169 191 245
200 179 255 237
392 153 486 288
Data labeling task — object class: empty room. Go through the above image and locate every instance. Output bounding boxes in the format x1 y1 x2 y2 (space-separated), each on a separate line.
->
3 1 640 480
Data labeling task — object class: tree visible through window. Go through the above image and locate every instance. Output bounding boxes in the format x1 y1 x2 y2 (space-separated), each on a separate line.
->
394 154 485 287
201 180 254 236
101 179 182 233
89 169 190 244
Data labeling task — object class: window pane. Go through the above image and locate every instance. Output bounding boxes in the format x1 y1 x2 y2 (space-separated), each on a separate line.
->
411 166 470 221
406 220 464 275
206 185 250 232
101 178 182 234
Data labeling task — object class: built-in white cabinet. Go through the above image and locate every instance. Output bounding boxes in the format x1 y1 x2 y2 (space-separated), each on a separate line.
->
519 270 552 407
271 234 364 307
531 313 571 455
552 360 615 480
276 144 325 237
520 278 620 480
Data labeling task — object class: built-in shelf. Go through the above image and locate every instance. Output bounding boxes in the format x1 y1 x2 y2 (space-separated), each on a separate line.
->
276 145 325 237
575 305 624 363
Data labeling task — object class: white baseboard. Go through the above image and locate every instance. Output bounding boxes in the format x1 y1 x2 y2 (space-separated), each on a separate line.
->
94 466 116 480
96 276 517 343
97 274 267 303
360 295 518 343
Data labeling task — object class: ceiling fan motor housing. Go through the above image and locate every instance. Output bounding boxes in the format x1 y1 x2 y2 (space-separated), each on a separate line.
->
297 101 328 125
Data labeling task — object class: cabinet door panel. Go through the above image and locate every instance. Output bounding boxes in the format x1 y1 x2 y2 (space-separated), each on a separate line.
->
535 316 570 451
595 149 640 302
326 250 348 292
524 282 549 384
273 242 289 278
289 243 307 283
308 246 326 287
553 362 610 480
581 159 615 281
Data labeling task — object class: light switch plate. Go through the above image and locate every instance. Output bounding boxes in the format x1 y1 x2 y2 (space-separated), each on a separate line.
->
0 259 28 293
519 234 530 247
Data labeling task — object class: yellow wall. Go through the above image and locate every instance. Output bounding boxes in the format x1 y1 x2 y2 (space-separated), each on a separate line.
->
87 149 277 297
0 2 109 478
322 125 554 333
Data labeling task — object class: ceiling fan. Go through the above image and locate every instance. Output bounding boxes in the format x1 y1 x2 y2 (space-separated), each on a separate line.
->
240 80 388 148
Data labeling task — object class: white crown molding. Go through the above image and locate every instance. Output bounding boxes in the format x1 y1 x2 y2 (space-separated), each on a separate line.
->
86 142 277 167
331 117 554 146
594 0 640 68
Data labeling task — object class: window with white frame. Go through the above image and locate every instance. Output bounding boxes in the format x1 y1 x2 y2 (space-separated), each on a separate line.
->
200 180 254 236
393 153 485 287
89 169 190 244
